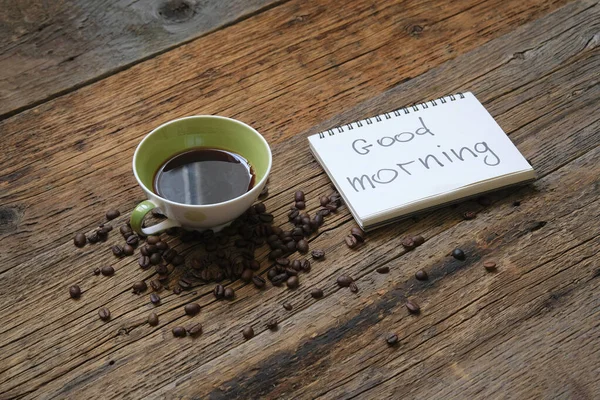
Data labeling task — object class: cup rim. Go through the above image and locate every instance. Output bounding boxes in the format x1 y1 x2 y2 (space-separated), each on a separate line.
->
132 115 272 209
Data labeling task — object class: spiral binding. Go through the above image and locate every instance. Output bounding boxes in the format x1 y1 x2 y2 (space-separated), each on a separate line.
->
318 92 466 139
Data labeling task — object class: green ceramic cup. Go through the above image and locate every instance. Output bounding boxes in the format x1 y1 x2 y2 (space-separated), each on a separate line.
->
130 116 272 235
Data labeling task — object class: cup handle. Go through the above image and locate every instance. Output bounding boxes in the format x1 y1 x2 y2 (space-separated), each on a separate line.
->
130 200 181 236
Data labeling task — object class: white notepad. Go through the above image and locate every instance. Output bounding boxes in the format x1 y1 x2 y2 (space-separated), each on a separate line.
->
308 92 535 230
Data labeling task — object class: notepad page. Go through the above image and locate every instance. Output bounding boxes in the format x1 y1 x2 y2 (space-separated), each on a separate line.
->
308 92 533 222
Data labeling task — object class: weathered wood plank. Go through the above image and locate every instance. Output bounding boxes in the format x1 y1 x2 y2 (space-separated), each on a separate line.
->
0 1 598 398
0 0 286 118
0 0 569 272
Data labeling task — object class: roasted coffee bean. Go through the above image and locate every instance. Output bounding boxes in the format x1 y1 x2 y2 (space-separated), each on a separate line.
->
106 209 120 220
146 244 158 254
271 273 288 286
98 308 111 321
184 303 201 316
249 260 260 271
401 237 415 250
146 236 160 245
112 245 124 257
147 312 159 326
285 267 298 276
254 202 267 214
295 201 306 210
157 273 170 282
320 196 330 207
301 216 310 226
259 185 269 199
242 326 254 340
162 249 176 262
271 226 282 236
132 281 147 294
125 235 139 247
74 233 86 248
311 249 325 260
140 245 150 256
345 235 358 249
463 211 477 220
310 288 324 299
150 280 163 292
252 275 266 289
337 275 353 287
374 266 389 274
283 302 293 311
266 319 278 330
291 260 302 271
314 213 324 226
325 203 338 212
412 235 425 247
285 241 297 252
386 333 399 346
241 269 254 282
415 270 428 280
122 244 134 256
172 326 187 338
317 208 331 217
101 265 115 276
120 225 133 237
172 255 184 266
350 227 365 242
224 287 235 300
165 227 179 236
288 209 299 221
291 228 304 241
139 255 151 269
93 267 101 275
259 213 274 223
150 293 161 305
179 278 192 289
406 300 421 314
451 248 466 261
269 249 284 261
293 215 302 225
98 225 112 235
297 239 309 253
349 282 359 293
301 259 311 272
275 257 290 266
187 323 203 337
301 224 312 235
155 241 168 251
483 261 497 271
172 286 182 295
69 285 81 299
150 253 162 265
267 269 278 280
155 264 169 275
295 190 305 202
213 284 225 299
87 232 99 244
286 276 299 289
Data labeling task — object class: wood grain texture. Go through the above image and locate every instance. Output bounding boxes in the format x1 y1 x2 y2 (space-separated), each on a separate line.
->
0 0 283 118
1 0 599 398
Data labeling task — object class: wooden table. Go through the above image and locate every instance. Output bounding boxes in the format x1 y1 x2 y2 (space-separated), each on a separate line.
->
1 0 598 398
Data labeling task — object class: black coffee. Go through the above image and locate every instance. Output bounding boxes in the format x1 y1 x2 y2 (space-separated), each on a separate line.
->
154 148 254 205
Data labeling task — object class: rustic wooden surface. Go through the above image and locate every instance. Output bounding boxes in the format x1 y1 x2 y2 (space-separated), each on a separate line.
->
0 0 598 398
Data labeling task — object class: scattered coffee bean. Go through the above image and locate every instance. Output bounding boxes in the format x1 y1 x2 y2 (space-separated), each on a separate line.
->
98 224 113 235
295 190 305 202
184 303 201 316
112 245 124 257
172 326 187 338
286 276 299 289
249 260 261 271
140 245 150 256
325 203 338 212
283 302 293 311
271 273 288 286
155 264 168 275
98 307 111 321
320 196 330 207
311 249 325 260
463 211 477 220
172 255 184 266
317 208 331 217
69 285 81 299
259 185 269 199
87 232 99 244
101 265 115 276
288 209 299 221
412 235 425 247
267 269 278 280
254 202 267 214
187 323 203 337
252 275 266 289
276 257 290 266
162 248 176 262
106 209 120 220
415 270 428 281
213 284 225 299
301 259 311 272
266 319 278 330
148 312 159 326
155 241 168 251
242 326 254 340
74 233 86 248
349 282 359 293
350 227 365 242
241 269 254 282
150 293 161 305
345 235 358 249
310 288 324 299
297 239 309 254
376 266 390 274
179 278 192 289
146 244 158 254
295 201 306 210
405 300 420 314
146 236 160 245
259 213 274 223
285 267 298 276
150 253 162 265
150 280 163 292
224 287 235 300
93 267 101 275
401 237 415 250
139 255 150 269
291 260 302 271
132 281 147 294
452 248 466 261
336 275 353 287
126 235 139 247
483 261 497 271
120 225 133 237
172 286 182 295
386 333 399 346
123 244 134 256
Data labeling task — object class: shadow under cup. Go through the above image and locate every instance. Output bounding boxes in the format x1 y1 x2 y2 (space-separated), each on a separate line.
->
132 116 271 233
